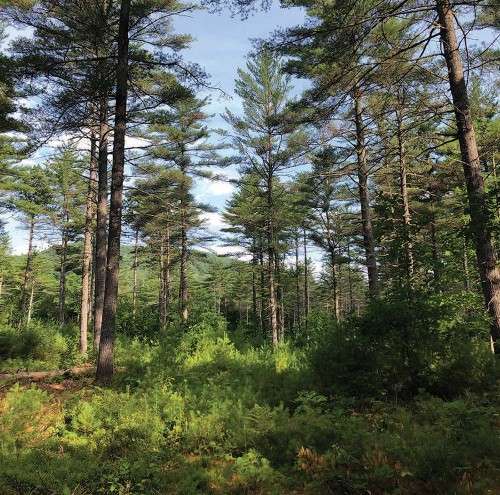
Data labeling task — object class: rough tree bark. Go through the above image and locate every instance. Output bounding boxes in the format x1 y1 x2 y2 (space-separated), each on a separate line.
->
436 0 500 353
93 99 109 350
96 0 131 382
353 87 378 297
80 135 98 354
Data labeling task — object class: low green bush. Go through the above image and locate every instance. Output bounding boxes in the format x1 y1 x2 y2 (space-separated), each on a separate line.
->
0 320 78 371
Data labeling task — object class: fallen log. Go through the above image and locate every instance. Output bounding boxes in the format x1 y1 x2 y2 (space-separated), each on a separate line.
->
0 364 94 382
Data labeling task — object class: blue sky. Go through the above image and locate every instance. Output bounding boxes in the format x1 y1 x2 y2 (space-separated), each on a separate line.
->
4 2 307 254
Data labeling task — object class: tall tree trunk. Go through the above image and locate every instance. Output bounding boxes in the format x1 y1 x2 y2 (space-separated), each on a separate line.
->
396 104 414 284
430 216 440 287
80 135 98 354
179 219 188 325
303 228 310 334
251 242 258 328
96 0 131 382
353 88 378 296
179 163 189 325
158 230 171 328
275 251 285 341
347 241 354 314
132 228 139 317
330 249 340 321
159 238 166 327
437 0 500 352
20 215 35 323
259 241 265 335
164 226 171 324
58 221 68 326
26 281 35 326
267 179 278 346
295 234 301 334
93 98 109 350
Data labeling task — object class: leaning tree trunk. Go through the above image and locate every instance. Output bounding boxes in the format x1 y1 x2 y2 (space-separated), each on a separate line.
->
353 87 378 297
93 98 109 350
437 0 500 353
96 0 131 383
80 135 98 354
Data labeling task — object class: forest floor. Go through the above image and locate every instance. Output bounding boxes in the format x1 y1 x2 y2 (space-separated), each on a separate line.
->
1 314 499 494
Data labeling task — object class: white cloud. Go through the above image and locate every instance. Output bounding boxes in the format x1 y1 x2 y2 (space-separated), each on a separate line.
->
205 180 235 196
201 211 227 232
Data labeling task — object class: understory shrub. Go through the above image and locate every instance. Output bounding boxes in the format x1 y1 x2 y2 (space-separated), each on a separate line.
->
0 320 77 371
308 292 497 400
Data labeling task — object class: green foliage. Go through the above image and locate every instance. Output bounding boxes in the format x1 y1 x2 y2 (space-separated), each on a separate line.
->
0 312 498 494
308 293 496 400
0 320 78 371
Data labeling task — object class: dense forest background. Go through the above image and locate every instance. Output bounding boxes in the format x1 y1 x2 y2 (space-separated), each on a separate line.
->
0 0 499 494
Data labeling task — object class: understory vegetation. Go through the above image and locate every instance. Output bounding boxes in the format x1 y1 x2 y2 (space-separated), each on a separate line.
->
1 303 499 495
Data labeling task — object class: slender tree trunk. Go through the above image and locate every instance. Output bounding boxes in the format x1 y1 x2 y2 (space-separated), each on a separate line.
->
396 105 414 284
58 228 68 326
303 228 310 334
159 238 166 327
132 228 139 317
20 216 35 323
330 249 340 321
347 241 354 314
251 242 258 327
26 281 34 326
267 179 278 346
353 88 378 296
295 234 301 334
96 0 131 382
437 0 500 352
93 99 109 350
430 216 440 287
179 220 188 325
275 251 285 341
259 242 265 335
164 226 171 324
80 135 98 354
179 161 189 325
